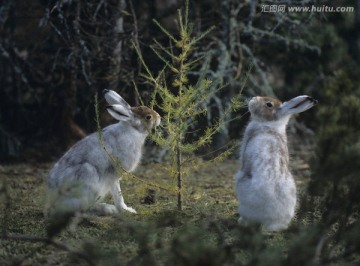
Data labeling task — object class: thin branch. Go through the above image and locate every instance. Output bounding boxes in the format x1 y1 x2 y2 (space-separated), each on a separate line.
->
94 95 177 193
240 43 274 96
246 26 321 54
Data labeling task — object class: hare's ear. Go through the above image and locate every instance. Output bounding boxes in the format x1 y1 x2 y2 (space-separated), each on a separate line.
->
103 89 131 109
106 104 132 121
279 95 317 116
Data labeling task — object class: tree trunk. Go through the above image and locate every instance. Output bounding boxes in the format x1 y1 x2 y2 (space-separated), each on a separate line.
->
109 0 127 92
61 0 86 148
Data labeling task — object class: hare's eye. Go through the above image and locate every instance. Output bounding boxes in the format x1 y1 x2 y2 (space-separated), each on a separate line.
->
146 115 152 120
266 102 273 108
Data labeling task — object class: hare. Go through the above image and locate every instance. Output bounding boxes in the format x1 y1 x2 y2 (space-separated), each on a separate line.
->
47 89 161 216
235 95 317 231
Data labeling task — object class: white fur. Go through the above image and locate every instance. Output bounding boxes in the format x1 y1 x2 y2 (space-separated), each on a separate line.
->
46 90 160 216
235 95 317 231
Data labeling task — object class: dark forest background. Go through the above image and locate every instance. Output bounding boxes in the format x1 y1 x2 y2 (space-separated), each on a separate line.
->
1 1 360 264
0 0 359 161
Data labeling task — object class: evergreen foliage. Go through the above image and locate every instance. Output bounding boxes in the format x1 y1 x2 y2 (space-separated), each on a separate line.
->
297 69 360 264
133 0 243 210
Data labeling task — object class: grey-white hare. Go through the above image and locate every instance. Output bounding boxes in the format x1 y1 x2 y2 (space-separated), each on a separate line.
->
47 90 161 216
235 95 317 231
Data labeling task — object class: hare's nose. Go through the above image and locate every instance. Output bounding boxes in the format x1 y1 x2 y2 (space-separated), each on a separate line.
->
155 117 161 127
249 96 258 103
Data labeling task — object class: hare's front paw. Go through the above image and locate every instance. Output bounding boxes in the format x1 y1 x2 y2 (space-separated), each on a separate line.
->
123 205 137 214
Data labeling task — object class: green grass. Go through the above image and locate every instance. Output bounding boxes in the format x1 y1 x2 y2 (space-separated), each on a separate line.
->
0 158 312 266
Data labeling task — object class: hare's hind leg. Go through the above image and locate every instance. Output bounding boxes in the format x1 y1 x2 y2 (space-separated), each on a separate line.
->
111 180 137 213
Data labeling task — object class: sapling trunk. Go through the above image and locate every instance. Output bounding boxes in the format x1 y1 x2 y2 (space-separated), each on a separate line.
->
176 145 182 210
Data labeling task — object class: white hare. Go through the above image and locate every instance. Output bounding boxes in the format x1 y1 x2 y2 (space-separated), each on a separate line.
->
47 89 161 216
235 95 317 231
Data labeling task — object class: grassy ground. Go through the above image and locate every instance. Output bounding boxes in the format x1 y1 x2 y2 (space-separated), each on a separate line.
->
0 142 313 265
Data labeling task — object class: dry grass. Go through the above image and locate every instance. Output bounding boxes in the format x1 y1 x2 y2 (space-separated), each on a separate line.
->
0 143 313 265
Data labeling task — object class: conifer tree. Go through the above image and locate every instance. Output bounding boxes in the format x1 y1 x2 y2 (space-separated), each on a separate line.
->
134 0 243 210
